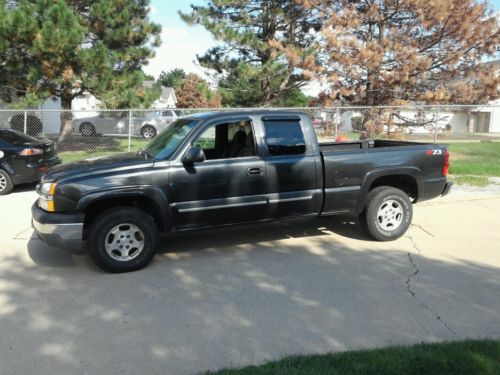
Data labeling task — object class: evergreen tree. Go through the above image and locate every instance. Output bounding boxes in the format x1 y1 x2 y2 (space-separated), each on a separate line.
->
157 69 186 89
180 0 321 106
0 0 161 140
284 0 500 106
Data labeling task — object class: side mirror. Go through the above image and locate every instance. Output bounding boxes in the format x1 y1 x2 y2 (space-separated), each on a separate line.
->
182 146 206 164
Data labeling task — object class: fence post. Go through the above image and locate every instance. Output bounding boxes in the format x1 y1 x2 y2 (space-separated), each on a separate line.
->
335 108 339 140
23 110 27 134
128 109 132 152
433 106 440 144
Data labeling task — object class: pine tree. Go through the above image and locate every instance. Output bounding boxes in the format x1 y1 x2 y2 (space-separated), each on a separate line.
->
157 69 186 89
180 0 321 106
0 0 161 140
287 0 499 106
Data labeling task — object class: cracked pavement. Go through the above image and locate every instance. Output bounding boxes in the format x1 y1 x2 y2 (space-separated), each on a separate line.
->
0 189 499 375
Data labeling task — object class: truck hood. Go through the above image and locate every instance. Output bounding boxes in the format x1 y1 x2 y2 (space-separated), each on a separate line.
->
42 152 154 182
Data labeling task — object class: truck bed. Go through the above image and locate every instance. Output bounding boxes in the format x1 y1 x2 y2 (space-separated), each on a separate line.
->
319 139 445 215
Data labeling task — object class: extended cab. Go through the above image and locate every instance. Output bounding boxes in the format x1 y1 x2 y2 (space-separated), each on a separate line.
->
32 111 452 272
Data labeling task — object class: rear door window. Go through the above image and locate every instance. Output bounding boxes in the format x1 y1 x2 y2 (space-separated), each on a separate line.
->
263 119 306 155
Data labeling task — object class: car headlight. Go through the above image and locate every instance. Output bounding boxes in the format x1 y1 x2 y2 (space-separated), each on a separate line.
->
38 182 57 212
40 182 57 196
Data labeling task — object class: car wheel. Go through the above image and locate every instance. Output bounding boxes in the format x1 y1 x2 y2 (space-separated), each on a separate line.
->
141 125 157 139
80 122 96 136
360 186 412 241
88 207 158 273
0 169 14 195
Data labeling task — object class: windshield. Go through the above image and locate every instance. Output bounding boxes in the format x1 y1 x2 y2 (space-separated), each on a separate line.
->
0 129 39 145
144 118 200 159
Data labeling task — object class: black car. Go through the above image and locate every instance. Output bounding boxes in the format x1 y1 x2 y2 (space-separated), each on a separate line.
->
0 129 61 195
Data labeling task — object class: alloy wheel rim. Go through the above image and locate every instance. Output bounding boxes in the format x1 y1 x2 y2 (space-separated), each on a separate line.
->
82 125 92 135
377 199 404 231
104 223 145 262
143 127 155 138
0 174 6 191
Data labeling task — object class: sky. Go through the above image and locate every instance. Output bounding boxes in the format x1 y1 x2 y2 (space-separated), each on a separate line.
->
145 0 500 94
144 0 215 79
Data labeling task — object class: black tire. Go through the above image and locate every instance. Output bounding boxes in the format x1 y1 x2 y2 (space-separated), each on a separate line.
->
88 207 158 273
0 169 14 195
359 186 412 241
80 122 96 136
141 125 157 139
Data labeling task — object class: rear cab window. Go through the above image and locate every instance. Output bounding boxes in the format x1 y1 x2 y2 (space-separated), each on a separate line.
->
262 118 306 156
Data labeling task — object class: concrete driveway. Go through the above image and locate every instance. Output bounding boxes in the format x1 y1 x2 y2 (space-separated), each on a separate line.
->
0 187 499 374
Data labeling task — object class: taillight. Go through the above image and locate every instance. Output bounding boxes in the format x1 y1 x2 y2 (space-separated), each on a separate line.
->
443 150 450 177
19 148 43 156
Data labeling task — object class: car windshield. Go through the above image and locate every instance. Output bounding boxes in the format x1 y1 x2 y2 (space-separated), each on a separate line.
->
0 129 38 145
144 118 200 159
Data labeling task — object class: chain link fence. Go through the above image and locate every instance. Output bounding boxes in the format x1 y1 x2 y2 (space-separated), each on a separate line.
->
0 105 499 163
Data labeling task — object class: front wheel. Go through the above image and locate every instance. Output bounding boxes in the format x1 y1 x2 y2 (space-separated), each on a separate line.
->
360 186 413 241
0 169 14 195
88 207 158 272
141 125 157 139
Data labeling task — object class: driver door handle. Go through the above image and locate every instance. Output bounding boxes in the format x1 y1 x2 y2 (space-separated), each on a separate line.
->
247 167 263 175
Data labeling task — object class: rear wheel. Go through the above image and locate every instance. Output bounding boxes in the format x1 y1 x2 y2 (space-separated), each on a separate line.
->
141 125 157 139
80 122 96 136
0 169 14 195
360 186 412 241
88 207 158 272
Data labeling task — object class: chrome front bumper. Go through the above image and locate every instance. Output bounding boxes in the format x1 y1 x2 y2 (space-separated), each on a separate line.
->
31 203 84 249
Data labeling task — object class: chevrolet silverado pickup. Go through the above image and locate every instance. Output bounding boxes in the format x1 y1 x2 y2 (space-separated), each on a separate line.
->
32 111 452 272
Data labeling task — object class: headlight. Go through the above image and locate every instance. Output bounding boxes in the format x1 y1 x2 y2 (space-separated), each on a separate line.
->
38 198 55 212
38 182 57 212
40 182 57 196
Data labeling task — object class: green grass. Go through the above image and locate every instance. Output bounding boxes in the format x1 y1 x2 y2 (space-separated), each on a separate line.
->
446 142 500 177
449 175 490 187
209 340 500 375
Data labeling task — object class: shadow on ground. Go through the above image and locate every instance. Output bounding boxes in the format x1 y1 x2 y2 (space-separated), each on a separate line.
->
2 217 498 374
11 182 37 194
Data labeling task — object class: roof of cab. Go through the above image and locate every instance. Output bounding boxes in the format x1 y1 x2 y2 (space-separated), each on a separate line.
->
184 110 308 121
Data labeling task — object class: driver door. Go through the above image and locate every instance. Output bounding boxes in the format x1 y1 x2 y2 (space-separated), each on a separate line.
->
168 118 268 229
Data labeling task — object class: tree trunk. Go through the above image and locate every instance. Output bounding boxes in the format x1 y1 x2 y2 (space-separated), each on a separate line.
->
58 95 73 143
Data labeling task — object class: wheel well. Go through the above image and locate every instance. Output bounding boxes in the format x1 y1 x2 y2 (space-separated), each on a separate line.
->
79 122 94 131
369 174 418 201
83 196 164 237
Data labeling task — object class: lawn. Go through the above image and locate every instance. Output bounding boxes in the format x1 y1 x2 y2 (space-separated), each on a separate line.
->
210 340 500 375
446 142 500 177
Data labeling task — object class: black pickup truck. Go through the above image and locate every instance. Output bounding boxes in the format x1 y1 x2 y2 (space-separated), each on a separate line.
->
32 111 451 272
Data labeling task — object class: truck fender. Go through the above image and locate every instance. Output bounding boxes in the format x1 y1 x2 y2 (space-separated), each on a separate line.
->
357 166 423 212
76 185 174 232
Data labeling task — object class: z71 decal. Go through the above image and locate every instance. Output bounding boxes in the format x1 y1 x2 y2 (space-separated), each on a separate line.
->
426 149 443 155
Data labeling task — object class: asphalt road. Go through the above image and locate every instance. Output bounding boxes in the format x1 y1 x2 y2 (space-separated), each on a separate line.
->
0 188 499 374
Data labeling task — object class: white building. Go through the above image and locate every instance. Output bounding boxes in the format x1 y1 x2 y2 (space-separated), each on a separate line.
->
151 86 177 108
